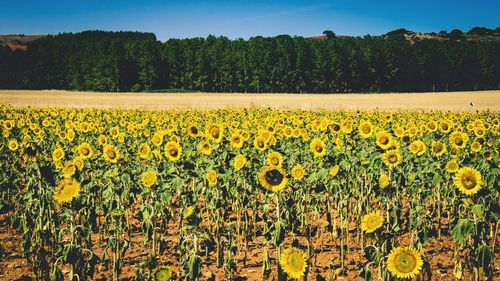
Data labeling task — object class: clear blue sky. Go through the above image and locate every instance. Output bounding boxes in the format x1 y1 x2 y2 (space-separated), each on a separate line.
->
1 0 498 40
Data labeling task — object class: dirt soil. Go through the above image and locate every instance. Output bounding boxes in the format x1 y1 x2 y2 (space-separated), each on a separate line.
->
0 213 498 281
0 90 499 111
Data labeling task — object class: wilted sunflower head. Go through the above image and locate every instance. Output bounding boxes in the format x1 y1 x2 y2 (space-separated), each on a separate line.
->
152 265 172 281
258 166 288 193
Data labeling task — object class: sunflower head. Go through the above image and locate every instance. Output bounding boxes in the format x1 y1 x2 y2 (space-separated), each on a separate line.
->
376 130 392 150
329 165 340 177
198 140 212 155
267 151 283 167
254 136 267 151
310 138 326 157
379 173 390 189
361 211 384 233
52 148 65 162
142 170 157 188
445 159 459 173
233 154 247 171
152 265 172 281
279 247 308 280
455 167 482 196
431 141 446 157
164 141 182 162
359 121 373 138
137 143 151 159
382 150 402 168
206 170 217 186
387 247 423 279
54 178 81 203
8 139 19 151
103 144 120 163
258 166 288 192
77 142 93 159
291 165 305 181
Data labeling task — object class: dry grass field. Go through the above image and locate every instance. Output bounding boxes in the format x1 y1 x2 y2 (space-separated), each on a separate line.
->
0 89 499 111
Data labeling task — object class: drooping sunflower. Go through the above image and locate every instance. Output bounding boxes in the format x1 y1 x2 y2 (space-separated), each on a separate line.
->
77 142 93 159
445 159 459 173
379 173 390 189
376 130 392 150
103 144 120 163
431 141 446 157
198 140 212 155
279 247 307 280
53 178 81 203
258 166 288 192
387 247 423 279
206 170 217 186
233 154 247 171
164 141 182 162
291 165 305 181
142 170 157 188
455 167 482 195
329 165 340 177
267 151 283 167
382 150 402 168
361 211 384 233
62 161 77 178
152 265 172 281
52 148 65 162
310 138 326 157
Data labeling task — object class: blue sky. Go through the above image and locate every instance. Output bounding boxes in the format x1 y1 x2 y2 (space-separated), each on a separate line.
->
1 0 499 40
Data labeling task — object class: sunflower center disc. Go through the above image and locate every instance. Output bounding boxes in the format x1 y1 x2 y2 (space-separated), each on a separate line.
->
394 253 417 273
265 169 284 186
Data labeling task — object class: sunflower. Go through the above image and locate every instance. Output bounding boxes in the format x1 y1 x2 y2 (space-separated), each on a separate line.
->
20 143 40 161
376 130 392 150
198 140 212 155
387 247 423 279
152 265 172 281
103 144 120 163
137 143 151 159
98 134 107 145
455 167 482 195
142 170 157 188
206 123 224 143
449 131 468 149
8 139 18 151
206 170 217 186
379 173 390 189
409 140 426 156
254 136 267 152
361 211 384 233
359 121 373 138
258 166 288 192
267 151 283 167
77 142 93 159
164 141 182 162
470 141 481 153
445 159 459 173
53 178 81 203
431 141 446 157
73 157 84 171
62 161 77 178
310 138 326 157
52 148 65 162
187 124 200 138
233 154 247 171
279 247 307 280
383 150 402 168
329 165 340 177
291 165 305 181
230 132 244 149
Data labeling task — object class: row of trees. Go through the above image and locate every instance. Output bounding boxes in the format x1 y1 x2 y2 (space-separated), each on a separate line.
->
1 30 499 92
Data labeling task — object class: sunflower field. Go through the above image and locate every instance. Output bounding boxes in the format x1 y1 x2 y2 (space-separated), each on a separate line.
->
0 106 498 280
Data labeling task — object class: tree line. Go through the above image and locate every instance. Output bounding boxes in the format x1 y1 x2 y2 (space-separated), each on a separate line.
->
1 30 499 93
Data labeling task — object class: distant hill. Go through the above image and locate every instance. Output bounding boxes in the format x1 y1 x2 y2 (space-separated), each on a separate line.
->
0 34 46 51
382 27 500 42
